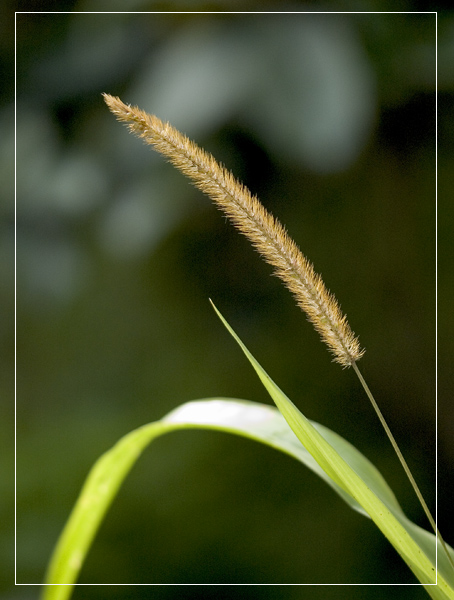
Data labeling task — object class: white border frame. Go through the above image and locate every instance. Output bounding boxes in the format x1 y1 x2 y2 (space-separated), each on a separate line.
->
14 8 438 589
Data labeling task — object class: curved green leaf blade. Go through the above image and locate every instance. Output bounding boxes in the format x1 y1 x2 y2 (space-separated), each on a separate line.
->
40 398 372 598
43 397 388 598
210 301 454 598
42 397 454 599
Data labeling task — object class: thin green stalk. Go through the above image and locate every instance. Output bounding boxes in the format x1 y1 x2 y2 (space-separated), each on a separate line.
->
352 361 454 573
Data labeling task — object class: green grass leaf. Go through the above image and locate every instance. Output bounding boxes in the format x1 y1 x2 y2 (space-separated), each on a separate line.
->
210 300 454 598
41 308 454 599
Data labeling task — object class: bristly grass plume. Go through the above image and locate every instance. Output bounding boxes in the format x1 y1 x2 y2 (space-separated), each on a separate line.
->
103 93 364 368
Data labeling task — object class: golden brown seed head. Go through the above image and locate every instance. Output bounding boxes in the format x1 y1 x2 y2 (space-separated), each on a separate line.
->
103 93 365 367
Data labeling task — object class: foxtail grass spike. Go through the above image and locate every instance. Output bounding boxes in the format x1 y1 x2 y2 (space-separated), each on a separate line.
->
103 93 364 368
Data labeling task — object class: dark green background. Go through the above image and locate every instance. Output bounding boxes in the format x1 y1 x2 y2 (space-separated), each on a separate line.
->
4 4 452 599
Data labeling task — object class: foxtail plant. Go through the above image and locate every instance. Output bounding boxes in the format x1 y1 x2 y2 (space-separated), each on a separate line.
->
38 96 452 598
103 94 451 571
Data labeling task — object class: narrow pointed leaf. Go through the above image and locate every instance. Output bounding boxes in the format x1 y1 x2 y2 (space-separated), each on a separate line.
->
210 300 454 598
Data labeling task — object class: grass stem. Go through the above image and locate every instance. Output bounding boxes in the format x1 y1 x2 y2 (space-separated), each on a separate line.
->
352 361 454 572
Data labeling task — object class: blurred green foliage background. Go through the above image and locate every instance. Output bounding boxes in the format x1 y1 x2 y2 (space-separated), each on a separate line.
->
4 3 453 599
